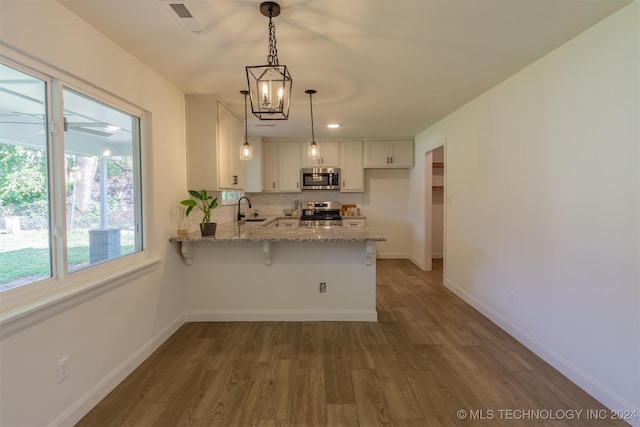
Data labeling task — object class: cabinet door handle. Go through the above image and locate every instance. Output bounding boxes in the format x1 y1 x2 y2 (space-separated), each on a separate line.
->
297 182 299 189
390 156 393 164
233 175 238 185
272 181 276 189
386 157 390 164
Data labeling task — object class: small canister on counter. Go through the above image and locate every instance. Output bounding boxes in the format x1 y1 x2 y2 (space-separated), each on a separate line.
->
341 204 356 217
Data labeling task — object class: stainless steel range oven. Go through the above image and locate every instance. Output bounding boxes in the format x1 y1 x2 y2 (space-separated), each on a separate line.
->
300 201 342 227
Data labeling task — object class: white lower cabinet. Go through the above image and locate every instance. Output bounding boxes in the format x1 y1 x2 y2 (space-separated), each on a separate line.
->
342 219 365 228
278 219 299 228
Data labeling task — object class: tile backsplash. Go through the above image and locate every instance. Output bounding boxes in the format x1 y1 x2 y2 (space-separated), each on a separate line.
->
246 192 364 217
179 192 364 230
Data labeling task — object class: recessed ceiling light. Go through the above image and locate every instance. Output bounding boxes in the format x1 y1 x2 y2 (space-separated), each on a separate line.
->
327 123 340 129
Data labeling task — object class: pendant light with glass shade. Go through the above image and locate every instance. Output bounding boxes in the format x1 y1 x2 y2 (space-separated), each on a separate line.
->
240 90 252 160
306 89 320 160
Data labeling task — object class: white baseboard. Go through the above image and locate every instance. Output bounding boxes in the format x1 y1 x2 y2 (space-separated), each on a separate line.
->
52 314 185 427
186 309 378 322
408 255 426 270
443 278 639 427
376 252 409 259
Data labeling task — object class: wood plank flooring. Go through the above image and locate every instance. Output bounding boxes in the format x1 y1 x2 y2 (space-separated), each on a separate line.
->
77 259 625 427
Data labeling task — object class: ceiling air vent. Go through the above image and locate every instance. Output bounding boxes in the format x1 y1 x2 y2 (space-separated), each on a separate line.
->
160 0 205 33
169 3 192 18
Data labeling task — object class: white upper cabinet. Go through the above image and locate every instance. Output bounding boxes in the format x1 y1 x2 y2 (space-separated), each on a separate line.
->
262 141 301 192
340 141 364 192
185 95 245 191
300 141 340 167
262 141 278 192
278 142 301 192
217 102 244 189
363 140 414 168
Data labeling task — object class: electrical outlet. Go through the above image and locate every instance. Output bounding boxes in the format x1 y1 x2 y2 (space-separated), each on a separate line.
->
319 282 327 293
509 291 516 306
57 356 70 382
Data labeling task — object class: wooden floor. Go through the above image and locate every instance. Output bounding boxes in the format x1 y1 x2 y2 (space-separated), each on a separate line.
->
77 259 624 427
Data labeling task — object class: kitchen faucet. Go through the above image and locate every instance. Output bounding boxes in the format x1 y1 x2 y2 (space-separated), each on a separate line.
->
237 196 252 221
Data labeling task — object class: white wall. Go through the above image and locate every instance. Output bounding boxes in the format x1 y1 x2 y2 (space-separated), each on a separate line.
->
0 2 188 425
363 169 411 258
410 2 639 421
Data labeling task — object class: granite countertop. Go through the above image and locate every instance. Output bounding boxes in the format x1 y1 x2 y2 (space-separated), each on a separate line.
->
171 219 386 243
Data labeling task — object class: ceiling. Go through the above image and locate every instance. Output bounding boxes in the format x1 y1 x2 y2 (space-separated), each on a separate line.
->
58 0 630 140
0 63 135 156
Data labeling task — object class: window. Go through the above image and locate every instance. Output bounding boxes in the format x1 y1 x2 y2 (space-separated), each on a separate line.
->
221 190 240 204
0 64 51 290
62 88 142 273
0 60 143 292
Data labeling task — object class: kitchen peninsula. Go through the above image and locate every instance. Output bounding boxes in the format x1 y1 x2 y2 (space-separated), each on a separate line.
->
171 219 385 321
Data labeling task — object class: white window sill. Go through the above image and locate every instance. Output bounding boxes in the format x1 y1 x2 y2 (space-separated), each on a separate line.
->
0 256 162 339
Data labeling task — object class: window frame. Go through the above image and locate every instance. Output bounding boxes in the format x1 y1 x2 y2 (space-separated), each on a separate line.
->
0 48 156 331
0 57 58 290
220 190 241 206
59 83 145 275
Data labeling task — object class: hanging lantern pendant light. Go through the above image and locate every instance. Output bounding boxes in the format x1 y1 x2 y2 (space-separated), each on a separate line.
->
240 90 252 160
306 89 321 160
246 2 293 120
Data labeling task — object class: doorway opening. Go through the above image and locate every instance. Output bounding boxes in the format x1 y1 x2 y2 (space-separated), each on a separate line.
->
424 144 445 271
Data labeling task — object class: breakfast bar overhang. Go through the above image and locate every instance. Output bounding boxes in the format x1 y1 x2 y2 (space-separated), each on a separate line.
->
170 222 386 322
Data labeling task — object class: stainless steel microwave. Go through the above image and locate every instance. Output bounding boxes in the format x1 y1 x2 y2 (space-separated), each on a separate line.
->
300 167 340 190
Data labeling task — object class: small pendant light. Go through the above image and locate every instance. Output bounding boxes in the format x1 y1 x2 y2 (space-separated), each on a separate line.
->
306 89 320 160
240 90 252 160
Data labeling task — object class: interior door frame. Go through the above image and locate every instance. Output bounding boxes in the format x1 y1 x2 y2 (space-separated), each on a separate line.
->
423 139 446 272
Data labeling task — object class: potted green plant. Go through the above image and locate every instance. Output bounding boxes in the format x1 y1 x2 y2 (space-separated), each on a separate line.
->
180 189 218 236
